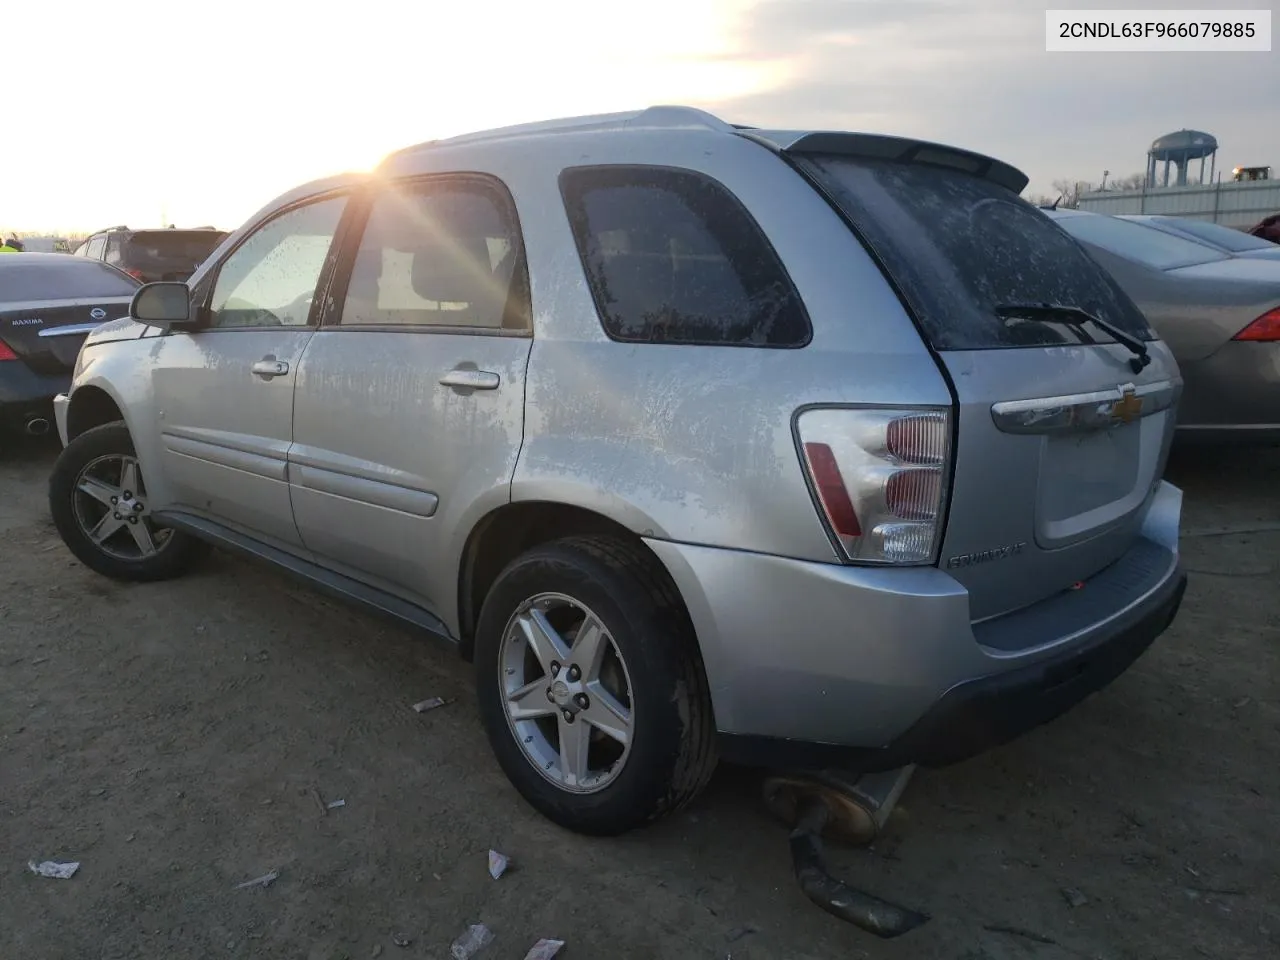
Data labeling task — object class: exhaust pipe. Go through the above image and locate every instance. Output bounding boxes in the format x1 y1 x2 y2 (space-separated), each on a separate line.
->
789 799 929 938
25 418 50 436
764 768 929 939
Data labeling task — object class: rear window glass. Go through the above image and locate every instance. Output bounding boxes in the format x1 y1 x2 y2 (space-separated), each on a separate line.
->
559 165 811 347
1144 217 1275 254
1056 215 1227 270
0 258 139 302
125 231 225 269
799 156 1156 350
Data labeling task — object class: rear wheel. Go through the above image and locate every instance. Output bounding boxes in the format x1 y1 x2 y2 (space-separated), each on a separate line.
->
48 422 208 581
474 536 717 835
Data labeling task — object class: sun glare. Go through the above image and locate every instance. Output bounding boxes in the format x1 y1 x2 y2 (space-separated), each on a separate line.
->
2 0 773 235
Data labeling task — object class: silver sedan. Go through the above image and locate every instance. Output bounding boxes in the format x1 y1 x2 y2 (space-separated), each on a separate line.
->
1045 209 1280 444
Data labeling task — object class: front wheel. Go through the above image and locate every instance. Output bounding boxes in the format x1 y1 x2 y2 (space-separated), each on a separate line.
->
48 421 208 582
474 536 717 835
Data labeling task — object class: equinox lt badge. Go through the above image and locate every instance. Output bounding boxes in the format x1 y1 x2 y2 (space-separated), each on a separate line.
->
946 542 1028 569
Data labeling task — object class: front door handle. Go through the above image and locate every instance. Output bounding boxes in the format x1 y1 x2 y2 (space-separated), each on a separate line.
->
251 358 290 379
439 368 500 390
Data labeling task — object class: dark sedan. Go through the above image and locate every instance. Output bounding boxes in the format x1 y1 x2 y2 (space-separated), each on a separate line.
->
0 254 139 437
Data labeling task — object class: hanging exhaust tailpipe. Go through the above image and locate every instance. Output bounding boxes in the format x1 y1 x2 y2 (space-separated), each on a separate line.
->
763 767 929 939
789 799 929 937
25 418 50 436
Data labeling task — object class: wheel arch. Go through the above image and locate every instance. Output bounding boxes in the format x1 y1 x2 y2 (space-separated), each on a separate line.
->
456 500 687 662
65 383 129 442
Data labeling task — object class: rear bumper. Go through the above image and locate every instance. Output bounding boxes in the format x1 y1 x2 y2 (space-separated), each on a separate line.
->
0 364 70 431
647 480 1185 774
721 566 1185 772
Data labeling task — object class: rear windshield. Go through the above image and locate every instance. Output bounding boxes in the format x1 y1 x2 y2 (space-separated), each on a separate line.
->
1145 217 1277 254
799 156 1156 350
0 257 139 302
1056 215 1227 270
125 231 225 269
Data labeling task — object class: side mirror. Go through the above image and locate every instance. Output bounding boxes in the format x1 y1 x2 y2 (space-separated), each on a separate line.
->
131 282 200 332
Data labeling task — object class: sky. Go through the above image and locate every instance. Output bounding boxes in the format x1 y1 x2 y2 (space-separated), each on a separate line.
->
3 0 1276 234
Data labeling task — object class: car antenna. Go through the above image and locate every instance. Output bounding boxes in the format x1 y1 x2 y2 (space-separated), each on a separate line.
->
1049 194 1062 210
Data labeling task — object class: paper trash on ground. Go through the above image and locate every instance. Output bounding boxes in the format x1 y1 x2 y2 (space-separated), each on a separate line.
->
487 849 509 879
28 860 79 879
522 938 565 960
450 923 494 959
411 697 452 714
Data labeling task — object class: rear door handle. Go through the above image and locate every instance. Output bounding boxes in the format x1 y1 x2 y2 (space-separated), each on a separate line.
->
251 358 290 379
439 368 500 390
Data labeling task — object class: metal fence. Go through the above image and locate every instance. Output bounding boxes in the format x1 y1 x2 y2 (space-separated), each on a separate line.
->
1077 179 1280 228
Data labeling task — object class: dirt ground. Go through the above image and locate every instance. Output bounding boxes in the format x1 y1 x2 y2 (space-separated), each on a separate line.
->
1 436 1276 960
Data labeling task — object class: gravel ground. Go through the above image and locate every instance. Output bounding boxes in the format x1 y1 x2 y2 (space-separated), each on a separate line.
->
1 435 1277 960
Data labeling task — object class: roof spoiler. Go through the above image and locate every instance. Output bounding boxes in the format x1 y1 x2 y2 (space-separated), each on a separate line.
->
737 130 1030 194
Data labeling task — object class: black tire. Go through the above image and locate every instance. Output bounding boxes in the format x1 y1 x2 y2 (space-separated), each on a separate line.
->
474 535 717 835
48 421 208 582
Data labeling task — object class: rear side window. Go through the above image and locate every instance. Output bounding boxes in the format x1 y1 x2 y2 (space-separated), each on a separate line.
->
559 165 811 347
799 156 1156 350
1058 216 1227 270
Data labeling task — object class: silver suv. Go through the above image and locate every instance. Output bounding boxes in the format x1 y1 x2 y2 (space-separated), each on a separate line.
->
48 107 1188 836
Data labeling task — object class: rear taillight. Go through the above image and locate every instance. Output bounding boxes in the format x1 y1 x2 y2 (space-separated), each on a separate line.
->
0 340 17 361
125 268 144 281
797 407 952 565
1233 307 1280 342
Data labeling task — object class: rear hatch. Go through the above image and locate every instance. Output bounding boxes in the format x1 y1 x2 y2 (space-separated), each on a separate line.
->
0 260 137 373
793 149 1180 621
122 230 226 282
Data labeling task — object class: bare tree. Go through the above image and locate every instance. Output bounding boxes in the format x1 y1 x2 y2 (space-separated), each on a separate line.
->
1108 172 1146 192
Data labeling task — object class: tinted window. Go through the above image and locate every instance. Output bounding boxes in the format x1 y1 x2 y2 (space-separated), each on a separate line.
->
86 236 107 260
340 179 529 330
125 231 226 274
0 258 140 302
1056 215 1226 270
1149 217 1277 253
208 198 345 328
800 156 1155 349
559 165 810 347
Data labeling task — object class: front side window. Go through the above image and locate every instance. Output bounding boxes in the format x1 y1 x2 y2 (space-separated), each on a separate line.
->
1056 214 1226 271
208 197 346 329
339 178 529 330
559 165 811 347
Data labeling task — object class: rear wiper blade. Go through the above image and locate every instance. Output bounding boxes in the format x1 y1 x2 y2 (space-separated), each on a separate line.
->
995 302 1151 373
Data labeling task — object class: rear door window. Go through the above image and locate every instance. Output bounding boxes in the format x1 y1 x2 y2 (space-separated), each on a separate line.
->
85 236 107 260
559 165 811 347
798 156 1156 350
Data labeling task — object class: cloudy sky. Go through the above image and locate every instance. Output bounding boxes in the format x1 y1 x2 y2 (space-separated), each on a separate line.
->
3 0 1275 233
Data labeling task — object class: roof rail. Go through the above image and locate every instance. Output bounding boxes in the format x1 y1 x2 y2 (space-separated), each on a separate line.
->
380 105 734 165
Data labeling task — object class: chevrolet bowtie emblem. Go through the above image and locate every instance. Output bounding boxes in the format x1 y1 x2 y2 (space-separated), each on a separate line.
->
1111 387 1142 424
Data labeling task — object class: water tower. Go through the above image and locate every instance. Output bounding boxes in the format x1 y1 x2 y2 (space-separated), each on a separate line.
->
1147 130 1218 188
